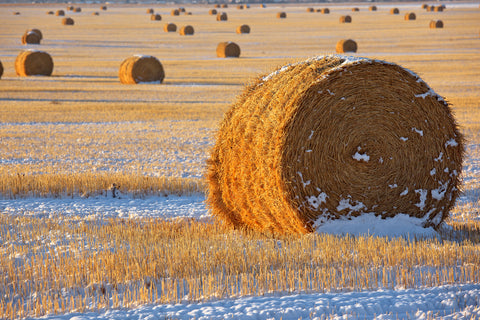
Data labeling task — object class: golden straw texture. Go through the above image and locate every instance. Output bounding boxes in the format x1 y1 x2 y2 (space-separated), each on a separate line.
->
336 39 357 53
118 55 165 84
15 50 54 76
207 55 464 234
216 42 241 58
21 31 41 44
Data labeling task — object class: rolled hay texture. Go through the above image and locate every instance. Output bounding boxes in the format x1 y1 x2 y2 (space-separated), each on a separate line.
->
119 55 164 84
55 9 65 16
62 17 74 25
21 31 41 45
209 9 217 15
236 24 250 34
277 12 287 18
428 5 435 11
217 41 240 58
405 12 416 20
207 55 464 234
339 15 352 23
164 23 177 32
151 13 161 20
179 7 186 12
390 8 399 14
369 5 377 11
321 8 330 14
336 39 357 53
179 25 194 35
430 20 443 28
15 50 54 76
217 12 228 21
171 9 180 16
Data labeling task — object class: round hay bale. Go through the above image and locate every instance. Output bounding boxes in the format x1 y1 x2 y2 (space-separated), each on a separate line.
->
74 7 81 13
151 13 161 20
221 4 228 8
336 39 357 53
321 8 330 14
434 6 444 12
171 9 180 16
216 41 240 58
430 20 443 28
146 8 154 14
13 12 20 15
47 10 54 15
179 25 194 35
206 55 464 234
21 31 41 45
27 28 43 40
306 7 314 13
237 4 244 9
428 5 435 11
62 17 74 25
92 12 99 16
214 4 221 8
352 7 359 12
209 9 217 15
404 12 416 20
260 4 266 8
67 6 74 11
277 12 287 19
101 5 107 10
164 23 177 32
15 50 54 76
179 7 186 12
55 9 65 16
390 8 399 14
0 60 3 79
119 55 164 84
217 12 227 21
339 15 352 23
236 24 250 34
422 3 429 9
369 5 377 11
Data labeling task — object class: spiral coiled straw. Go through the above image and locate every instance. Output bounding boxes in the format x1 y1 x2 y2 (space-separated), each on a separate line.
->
207 55 464 234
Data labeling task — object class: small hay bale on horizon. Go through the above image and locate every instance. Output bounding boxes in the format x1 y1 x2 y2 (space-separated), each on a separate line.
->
179 25 194 35
369 5 377 11
73 7 81 13
171 9 180 16
209 9 217 15
55 9 65 16
336 39 357 53
352 7 359 12
92 12 99 16
217 12 227 21
321 8 330 14
214 4 221 8
237 4 244 9
221 4 228 8
422 3 429 9
164 23 177 32
119 55 164 84
339 15 352 23
390 8 399 14
62 17 74 25
306 7 314 12
101 5 107 10
236 24 250 34
277 12 287 18
15 50 54 76
216 41 240 58
47 10 54 15
430 20 443 28
146 8 154 14
405 12 416 20
151 13 161 20
206 55 464 234
179 7 186 12
434 5 444 12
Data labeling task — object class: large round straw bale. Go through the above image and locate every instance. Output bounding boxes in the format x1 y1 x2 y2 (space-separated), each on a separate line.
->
0 60 3 79
217 12 227 21
369 5 377 11
352 7 359 12
390 8 399 14
306 7 314 13
404 12 416 20
62 17 74 25
430 20 443 28
55 9 65 16
21 31 41 45
434 6 444 12
209 9 217 15
339 15 352 23
171 9 180 16
146 8 154 14
236 24 250 34
151 13 161 20
15 50 54 76
164 23 177 32
216 41 240 58
277 12 287 18
74 7 81 13
207 55 464 234
119 55 164 84
179 25 194 35
336 39 357 53
321 8 330 14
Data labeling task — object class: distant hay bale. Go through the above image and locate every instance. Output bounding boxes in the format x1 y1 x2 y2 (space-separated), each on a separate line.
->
185 12 192 15
428 5 435 11
62 17 74 25
221 4 228 8
237 4 244 9
217 12 227 21
55 9 65 16
321 8 330 14
306 7 314 12
119 55 164 84
171 9 180 16
216 41 240 58
422 3 429 9
430 20 443 28
101 5 107 10
13 11 20 15
207 55 464 234
164 23 177 32
47 10 54 15
0 60 3 79
27 28 43 40
74 7 81 13
404 12 416 20
390 8 399 14
146 8 154 14
92 12 99 16
336 39 357 53
352 7 359 12
15 50 54 76
179 7 186 12
369 5 377 11
339 15 352 23
179 25 194 35
434 6 444 12
67 6 74 11
260 4 266 8
214 4 221 8
277 12 287 18
151 13 161 20
236 24 250 34
21 31 41 45
209 9 217 15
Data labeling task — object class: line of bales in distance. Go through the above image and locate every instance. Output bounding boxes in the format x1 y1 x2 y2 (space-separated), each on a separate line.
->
4 2 449 84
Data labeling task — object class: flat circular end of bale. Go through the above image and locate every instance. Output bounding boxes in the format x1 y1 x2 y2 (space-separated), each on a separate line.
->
339 15 352 23
15 50 54 76
62 17 74 25
430 20 443 28
146 8 154 14
352 7 359 12
119 55 165 84
151 13 161 20
209 9 217 15
236 24 250 34
216 41 241 58
369 5 377 11
164 23 177 32
390 8 399 14
171 9 180 16
216 12 227 21
22 31 42 45
321 8 330 14
277 12 287 18
207 55 464 234
74 7 81 13
56 10 65 16
179 25 194 35
336 39 357 53
306 8 314 13
404 12 416 20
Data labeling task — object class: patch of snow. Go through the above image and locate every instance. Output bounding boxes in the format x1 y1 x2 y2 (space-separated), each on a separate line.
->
400 137 408 142
430 168 436 176
336 197 366 213
415 189 428 210
400 188 409 196
412 127 424 136
432 181 448 201
434 152 444 162
352 151 370 162
445 138 458 148
306 191 328 210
